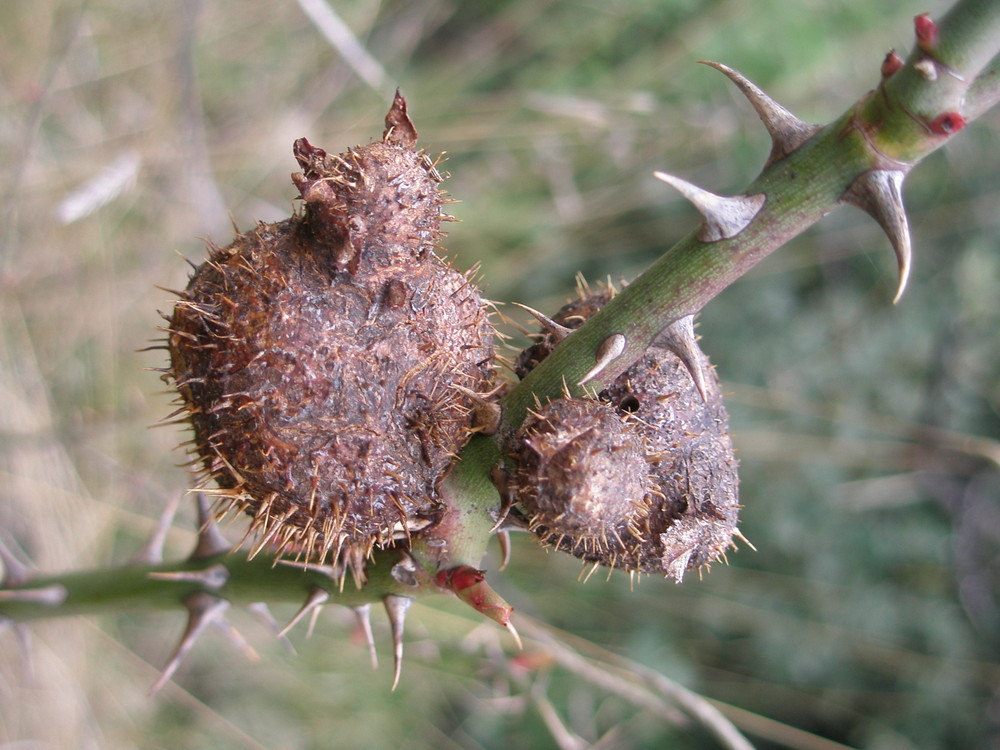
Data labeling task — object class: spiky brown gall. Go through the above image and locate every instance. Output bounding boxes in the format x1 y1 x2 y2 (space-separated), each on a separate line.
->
167 93 495 579
507 292 740 581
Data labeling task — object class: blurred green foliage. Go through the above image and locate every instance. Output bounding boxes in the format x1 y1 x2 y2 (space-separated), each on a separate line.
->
1 1 997 748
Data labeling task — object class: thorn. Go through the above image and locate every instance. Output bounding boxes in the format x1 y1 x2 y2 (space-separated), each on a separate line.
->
0 538 32 587
132 497 181 565
497 530 512 572
733 528 758 552
383 89 418 148
212 616 260 662
247 602 296 654
841 169 912 303
352 603 378 669
511 302 574 342
150 592 229 695
189 493 231 560
653 172 765 242
278 586 330 638
506 620 525 651
451 384 502 436
0 584 67 606
699 61 821 165
15 622 35 681
914 58 938 81
654 315 709 401
147 563 230 589
663 546 696 584
435 567 521 649
383 594 413 690
578 333 626 386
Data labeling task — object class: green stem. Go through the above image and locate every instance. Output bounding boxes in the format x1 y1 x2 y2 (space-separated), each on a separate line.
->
0 549 423 623
2 0 998 622
968 52 1000 118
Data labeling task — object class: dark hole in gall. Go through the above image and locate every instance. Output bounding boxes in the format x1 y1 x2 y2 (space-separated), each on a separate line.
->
619 395 641 413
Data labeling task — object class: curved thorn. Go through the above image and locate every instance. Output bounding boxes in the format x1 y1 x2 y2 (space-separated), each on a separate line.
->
653 172 765 242
497 530 512 572
654 315 710 401
699 60 821 165
132 496 181 565
506 619 524 651
578 333 627 386
383 594 413 691
150 592 229 695
841 170 912 303
278 586 330 638
189 493 232 560
511 302 574 342
352 604 378 670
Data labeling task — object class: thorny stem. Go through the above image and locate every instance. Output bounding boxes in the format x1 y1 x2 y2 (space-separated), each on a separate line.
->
0 550 421 623
2 0 998 643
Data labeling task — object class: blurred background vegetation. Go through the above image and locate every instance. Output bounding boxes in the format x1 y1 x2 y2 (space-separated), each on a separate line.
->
1 1 998 748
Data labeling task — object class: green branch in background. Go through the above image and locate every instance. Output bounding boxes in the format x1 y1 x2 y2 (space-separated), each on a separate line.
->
1 2 998 713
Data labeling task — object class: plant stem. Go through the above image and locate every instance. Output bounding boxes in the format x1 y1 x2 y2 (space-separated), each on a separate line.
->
2 0 998 621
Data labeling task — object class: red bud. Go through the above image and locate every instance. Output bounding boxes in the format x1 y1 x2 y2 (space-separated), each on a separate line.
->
881 50 903 78
929 112 967 136
914 14 938 50
436 565 517 634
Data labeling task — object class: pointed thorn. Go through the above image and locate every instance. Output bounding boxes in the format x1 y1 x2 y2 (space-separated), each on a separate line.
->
506 619 524 651
497 530 512 572
451 384 502 436
247 602 296 654
654 315 710 401
383 594 413 690
189 493 232 560
841 170 912 303
15 622 35 681
384 89 418 147
352 604 378 670
0 584 67 606
150 592 229 695
132 496 181 565
699 60 821 165
578 333 626 386
147 563 230 590
278 586 330 638
511 302 574 342
733 528 758 552
653 172 765 242
0 539 32 588
212 616 259 662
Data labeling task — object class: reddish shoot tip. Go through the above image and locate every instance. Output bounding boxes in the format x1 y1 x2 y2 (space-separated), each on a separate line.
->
914 14 938 50
881 50 903 78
